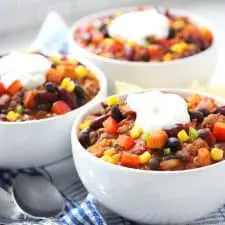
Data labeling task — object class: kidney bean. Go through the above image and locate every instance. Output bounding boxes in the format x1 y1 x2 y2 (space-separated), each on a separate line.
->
124 46 134 61
78 128 91 148
89 131 98 145
216 106 225 115
90 114 109 130
59 88 78 109
37 90 57 103
149 158 160 170
176 150 190 162
0 94 10 109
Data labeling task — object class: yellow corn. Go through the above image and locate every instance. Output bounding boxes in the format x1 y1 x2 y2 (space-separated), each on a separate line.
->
60 78 75 92
104 148 116 156
66 81 76 92
127 40 136 48
60 77 71 88
139 151 151 164
66 57 77 65
106 95 119 105
6 111 19 122
103 38 115 46
210 148 224 161
172 19 186 30
79 119 92 130
130 126 143 139
101 155 115 164
170 42 188 53
111 153 121 164
163 53 173 61
177 130 189 142
75 65 87 78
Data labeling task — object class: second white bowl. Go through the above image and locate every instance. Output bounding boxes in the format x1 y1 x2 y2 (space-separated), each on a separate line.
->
70 7 218 93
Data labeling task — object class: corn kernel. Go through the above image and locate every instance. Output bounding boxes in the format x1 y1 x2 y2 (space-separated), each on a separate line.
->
170 42 188 53
75 65 87 78
172 19 186 30
106 95 119 105
104 148 116 156
101 155 115 164
79 119 92 130
111 153 121 164
177 130 189 142
211 148 224 161
139 151 151 164
127 40 136 47
66 57 77 65
130 126 143 139
103 38 115 46
66 81 76 92
6 111 19 122
163 53 173 61
60 77 71 88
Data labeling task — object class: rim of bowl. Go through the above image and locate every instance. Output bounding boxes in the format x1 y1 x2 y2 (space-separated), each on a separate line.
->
70 5 218 66
0 55 107 126
72 88 225 175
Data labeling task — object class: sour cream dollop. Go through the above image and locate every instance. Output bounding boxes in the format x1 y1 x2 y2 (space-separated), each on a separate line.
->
0 53 51 89
108 8 169 43
126 91 190 133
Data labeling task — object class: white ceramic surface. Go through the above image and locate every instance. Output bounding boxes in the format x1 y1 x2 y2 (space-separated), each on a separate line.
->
72 89 225 224
70 7 218 93
0 57 107 169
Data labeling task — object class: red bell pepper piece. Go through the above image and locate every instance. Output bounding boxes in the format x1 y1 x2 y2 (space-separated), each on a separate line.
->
51 100 72 115
117 135 135 150
213 122 225 141
120 152 140 168
103 117 118 134
0 82 6 95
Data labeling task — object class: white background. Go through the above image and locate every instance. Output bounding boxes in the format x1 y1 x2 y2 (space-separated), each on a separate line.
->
0 0 224 85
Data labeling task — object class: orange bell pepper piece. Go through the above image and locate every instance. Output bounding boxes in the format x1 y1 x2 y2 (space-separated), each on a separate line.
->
51 100 72 115
103 117 118 134
147 130 168 149
7 80 23 95
117 135 135 150
120 152 140 168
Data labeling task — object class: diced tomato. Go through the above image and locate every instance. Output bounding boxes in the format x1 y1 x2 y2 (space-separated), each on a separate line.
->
107 43 123 54
0 82 6 95
213 122 225 141
88 144 104 157
120 152 140 168
117 135 135 150
23 91 37 109
7 80 23 95
148 45 162 58
103 117 118 134
158 39 172 49
46 68 63 84
147 130 168 149
51 100 72 115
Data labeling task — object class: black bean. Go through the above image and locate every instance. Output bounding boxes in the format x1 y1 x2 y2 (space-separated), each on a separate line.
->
111 105 124 122
198 108 209 117
168 27 176 39
142 53 149 62
214 142 225 151
188 110 203 122
59 88 78 109
149 158 160 170
78 128 91 148
44 82 58 92
197 128 210 140
90 114 109 130
167 137 181 151
99 24 109 37
75 84 85 99
51 64 57 69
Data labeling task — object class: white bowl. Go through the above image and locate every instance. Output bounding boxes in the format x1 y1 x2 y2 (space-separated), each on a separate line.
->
0 57 107 169
70 6 218 93
72 89 225 224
